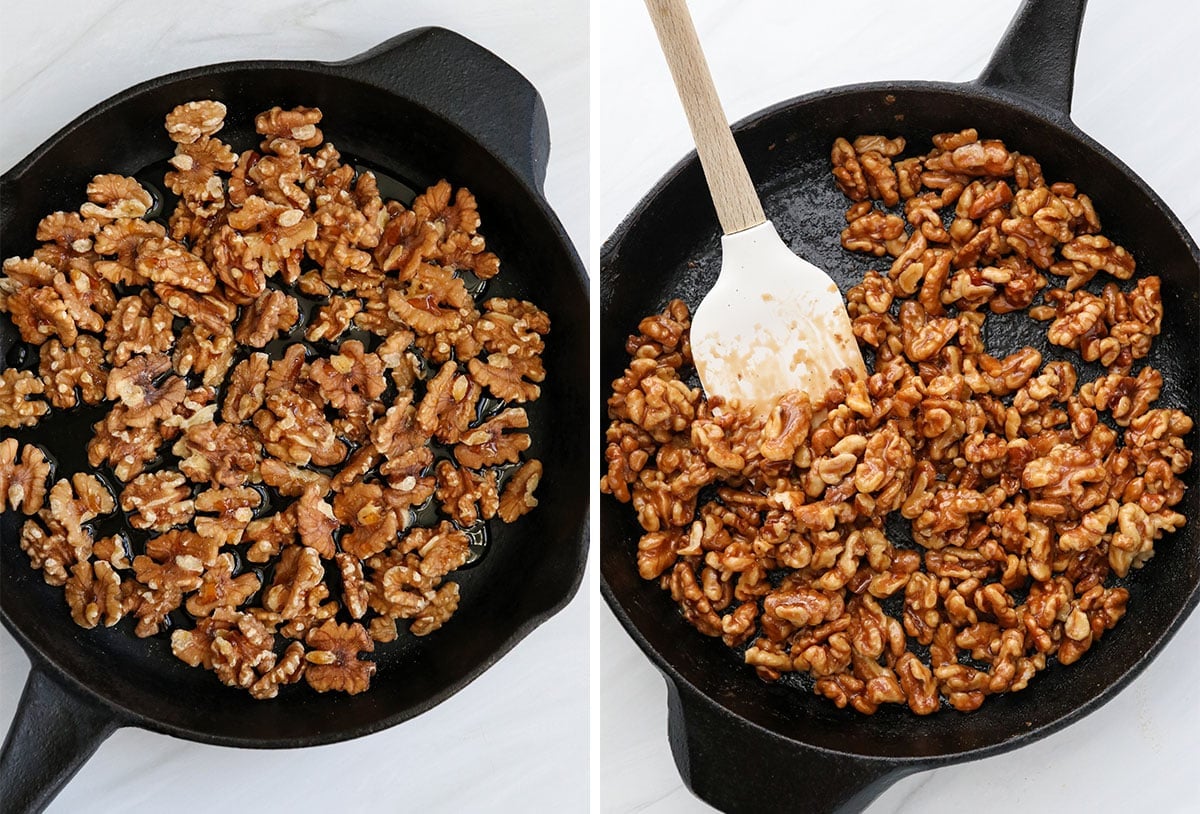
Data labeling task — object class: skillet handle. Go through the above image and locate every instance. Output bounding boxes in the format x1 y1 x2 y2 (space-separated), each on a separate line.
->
332 28 551 192
976 0 1088 119
0 666 121 814
665 679 912 814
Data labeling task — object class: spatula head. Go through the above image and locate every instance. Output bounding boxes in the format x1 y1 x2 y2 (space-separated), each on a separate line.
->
690 222 866 417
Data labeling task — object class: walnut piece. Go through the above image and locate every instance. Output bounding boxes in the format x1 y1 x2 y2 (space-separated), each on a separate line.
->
120 470 195 531
498 460 542 523
304 620 375 694
0 368 50 428
0 440 52 514
165 100 227 144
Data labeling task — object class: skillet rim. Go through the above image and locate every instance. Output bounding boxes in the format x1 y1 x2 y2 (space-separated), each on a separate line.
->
599 76 1200 766
0 41 590 748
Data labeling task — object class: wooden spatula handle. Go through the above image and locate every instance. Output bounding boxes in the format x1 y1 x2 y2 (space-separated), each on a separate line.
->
645 0 767 235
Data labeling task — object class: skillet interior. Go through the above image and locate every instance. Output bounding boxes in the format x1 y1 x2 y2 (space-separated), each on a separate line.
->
1 63 589 746
601 81 1200 760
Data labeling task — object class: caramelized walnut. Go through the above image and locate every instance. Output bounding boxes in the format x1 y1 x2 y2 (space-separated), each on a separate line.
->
435 461 498 527
234 289 300 347
165 100 227 144
81 175 153 221
0 441 52 514
39 335 107 408
0 369 50 428
64 561 124 629
498 460 542 523
453 407 531 468
120 470 195 531
304 620 375 695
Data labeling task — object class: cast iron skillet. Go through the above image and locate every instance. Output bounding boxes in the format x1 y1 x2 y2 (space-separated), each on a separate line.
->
600 1 1200 811
0 28 588 814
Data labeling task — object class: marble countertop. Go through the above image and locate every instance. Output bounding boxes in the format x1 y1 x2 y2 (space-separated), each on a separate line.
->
0 1 588 812
597 1 1199 812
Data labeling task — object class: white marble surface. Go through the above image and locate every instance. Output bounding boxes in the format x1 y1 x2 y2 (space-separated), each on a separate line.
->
597 1 1199 812
1 1 588 812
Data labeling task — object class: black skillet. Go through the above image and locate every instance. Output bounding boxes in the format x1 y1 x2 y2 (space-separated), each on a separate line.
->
0 27 589 814
600 1 1200 811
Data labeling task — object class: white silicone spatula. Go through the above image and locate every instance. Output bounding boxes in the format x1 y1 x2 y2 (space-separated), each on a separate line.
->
645 0 867 416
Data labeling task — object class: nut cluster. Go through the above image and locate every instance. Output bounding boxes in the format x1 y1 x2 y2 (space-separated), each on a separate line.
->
1 100 547 698
602 129 1192 714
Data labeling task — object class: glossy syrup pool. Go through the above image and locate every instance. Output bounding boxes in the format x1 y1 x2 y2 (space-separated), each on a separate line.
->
2 153 526 648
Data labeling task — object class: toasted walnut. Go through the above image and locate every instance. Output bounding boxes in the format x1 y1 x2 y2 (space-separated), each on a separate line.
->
368 394 432 479
174 418 263 487
226 196 317 282
130 530 218 636
209 610 279 689
467 354 543 403
337 553 369 620
234 289 299 347
498 460 542 523
1 255 57 293
254 391 347 467
20 516 88 586
259 458 331 499
164 137 236 215
80 175 153 221
375 205 440 277
409 583 461 637
368 616 398 643
406 522 471 580
417 361 481 444
222 353 270 423
106 354 187 427
435 461 499 526
36 211 99 252
308 340 386 413
173 326 236 387
305 620 375 694
1079 367 1161 426
244 511 297 563
247 641 306 700
294 483 338 558
185 553 260 617
1062 235 1135 281
136 237 216 293
0 368 49 428
120 471 195 531
453 408 531 468
305 297 362 342
193 486 261 546
475 298 550 356
262 545 329 626
64 561 124 629
165 100 228 144
88 405 165 482
333 482 400 560
104 292 174 365
38 335 107 408
0 441 52 514
256 106 324 149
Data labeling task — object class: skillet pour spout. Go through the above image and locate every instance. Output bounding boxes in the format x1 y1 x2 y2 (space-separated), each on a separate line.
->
600 0 1200 812
1 27 589 814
